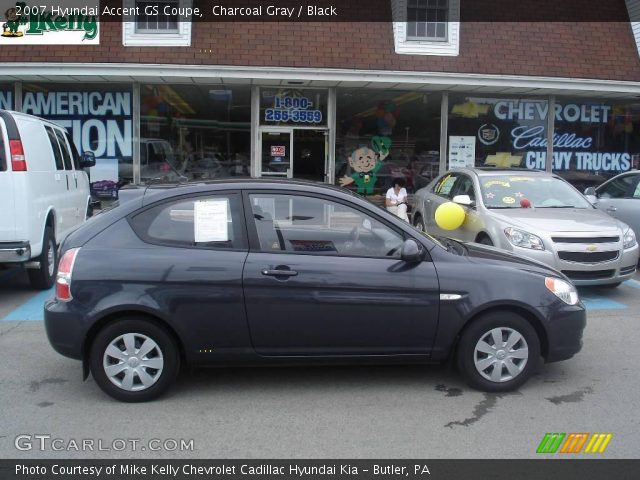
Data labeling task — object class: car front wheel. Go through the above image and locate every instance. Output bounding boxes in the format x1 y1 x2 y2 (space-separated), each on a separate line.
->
90 318 180 402
457 312 541 392
414 215 425 232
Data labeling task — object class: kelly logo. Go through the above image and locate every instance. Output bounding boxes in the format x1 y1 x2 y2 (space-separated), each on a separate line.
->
1 2 98 41
536 433 613 454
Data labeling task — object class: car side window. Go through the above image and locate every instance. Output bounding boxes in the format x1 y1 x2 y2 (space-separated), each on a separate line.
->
129 194 246 250
64 131 82 170
598 175 635 199
451 175 476 200
249 194 404 259
633 179 640 199
54 129 73 170
45 126 64 171
432 174 458 199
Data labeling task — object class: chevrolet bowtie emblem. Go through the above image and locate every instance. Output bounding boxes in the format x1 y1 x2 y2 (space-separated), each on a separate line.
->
586 245 598 252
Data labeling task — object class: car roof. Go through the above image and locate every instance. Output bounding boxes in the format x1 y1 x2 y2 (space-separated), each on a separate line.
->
450 167 549 177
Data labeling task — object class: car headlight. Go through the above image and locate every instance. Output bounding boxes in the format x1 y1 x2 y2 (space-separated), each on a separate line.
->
545 277 579 305
504 227 545 250
623 228 637 249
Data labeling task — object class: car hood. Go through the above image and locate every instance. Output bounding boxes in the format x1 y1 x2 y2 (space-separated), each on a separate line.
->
489 207 624 233
461 241 562 277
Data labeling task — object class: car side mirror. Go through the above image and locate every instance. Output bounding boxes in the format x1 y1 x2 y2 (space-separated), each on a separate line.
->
583 187 598 204
452 194 475 207
401 238 423 263
80 151 96 168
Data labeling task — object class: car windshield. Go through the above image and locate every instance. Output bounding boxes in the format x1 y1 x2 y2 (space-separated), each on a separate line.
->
479 174 592 209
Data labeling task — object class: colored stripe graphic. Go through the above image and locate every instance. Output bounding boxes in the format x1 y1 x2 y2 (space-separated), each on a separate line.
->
537 433 613 454
537 433 565 453
584 433 613 454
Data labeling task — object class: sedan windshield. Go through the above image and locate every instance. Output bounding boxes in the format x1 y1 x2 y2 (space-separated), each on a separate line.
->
479 175 592 209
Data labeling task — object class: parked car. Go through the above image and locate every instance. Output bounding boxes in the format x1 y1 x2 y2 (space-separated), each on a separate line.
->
413 168 638 287
585 170 640 259
117 138 185 185
0 110 95 289
45 179 585 401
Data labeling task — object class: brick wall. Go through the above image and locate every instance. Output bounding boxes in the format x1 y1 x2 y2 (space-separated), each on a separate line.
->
1 0 639 81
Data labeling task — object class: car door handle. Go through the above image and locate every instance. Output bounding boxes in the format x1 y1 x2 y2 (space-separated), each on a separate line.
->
261 269 298 277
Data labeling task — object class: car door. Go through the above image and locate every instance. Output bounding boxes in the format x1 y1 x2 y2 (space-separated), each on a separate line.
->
54 128 84 227
424 173 459 237
44 125 72 236
596 173 640 237
64 130 91 215
448 173 482 242
241 191 440 356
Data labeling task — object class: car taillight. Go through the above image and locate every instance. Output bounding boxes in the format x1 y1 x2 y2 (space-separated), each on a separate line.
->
56 248 80 302
9 140 26 171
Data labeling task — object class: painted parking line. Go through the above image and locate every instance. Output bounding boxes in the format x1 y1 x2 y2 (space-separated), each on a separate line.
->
2 288 53 321
580 295 627 311
623 279 640 289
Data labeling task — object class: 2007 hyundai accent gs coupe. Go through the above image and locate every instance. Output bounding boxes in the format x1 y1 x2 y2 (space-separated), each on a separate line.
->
44 180 586 402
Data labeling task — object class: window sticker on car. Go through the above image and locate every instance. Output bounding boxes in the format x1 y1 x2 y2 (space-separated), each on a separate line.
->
194 199 229 243
509 177 535 182
484 180 510 188
502 196 515 204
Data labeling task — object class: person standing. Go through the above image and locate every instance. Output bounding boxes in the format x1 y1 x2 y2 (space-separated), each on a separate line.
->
385 178 409 222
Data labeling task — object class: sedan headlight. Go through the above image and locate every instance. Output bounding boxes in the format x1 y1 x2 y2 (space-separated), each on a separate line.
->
545 277 579 305
623 228 637 249
504 227 545 250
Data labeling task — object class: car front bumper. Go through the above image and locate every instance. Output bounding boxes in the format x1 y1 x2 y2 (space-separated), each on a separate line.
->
499 240 639 286
544 303 586 363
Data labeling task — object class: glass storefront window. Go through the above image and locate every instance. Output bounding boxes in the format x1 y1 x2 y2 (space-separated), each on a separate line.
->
140 84 251 184
0 83 13 110
448 95 548 172
260 88 327 127
335 89 441 198
550 98 639 191
22 83 133 202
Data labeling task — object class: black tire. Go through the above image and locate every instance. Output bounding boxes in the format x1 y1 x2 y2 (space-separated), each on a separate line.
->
90 318 180 402
414 214 425 232
477 235 494 246
28 227 57 290
457 311 541 392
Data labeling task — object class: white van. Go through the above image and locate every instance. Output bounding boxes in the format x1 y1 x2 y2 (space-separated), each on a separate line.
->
0 110 95 289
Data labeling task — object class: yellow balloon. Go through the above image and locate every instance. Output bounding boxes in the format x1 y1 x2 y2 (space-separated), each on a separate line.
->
435 202 466 231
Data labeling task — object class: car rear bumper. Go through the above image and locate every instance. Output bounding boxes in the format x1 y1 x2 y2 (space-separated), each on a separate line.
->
0 241 30 263
545 304 586 363
44 298 85 360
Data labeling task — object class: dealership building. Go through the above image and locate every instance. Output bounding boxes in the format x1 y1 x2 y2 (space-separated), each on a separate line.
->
2 0 640 198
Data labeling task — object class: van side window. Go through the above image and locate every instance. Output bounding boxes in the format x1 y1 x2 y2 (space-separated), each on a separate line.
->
63 131 82 170
45 126 64 171
54 129 73 170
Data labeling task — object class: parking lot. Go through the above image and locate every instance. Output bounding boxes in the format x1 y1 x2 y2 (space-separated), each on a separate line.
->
1 266 639 459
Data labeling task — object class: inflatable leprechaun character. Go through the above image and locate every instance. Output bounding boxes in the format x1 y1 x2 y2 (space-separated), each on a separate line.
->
339 136 391 195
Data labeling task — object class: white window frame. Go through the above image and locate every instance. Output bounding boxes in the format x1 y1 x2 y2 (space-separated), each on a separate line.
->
122 0 192 47
391 0 460 56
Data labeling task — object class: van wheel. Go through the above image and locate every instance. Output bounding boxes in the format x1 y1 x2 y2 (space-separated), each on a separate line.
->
90 318 180 402
28 227 57 290
457 312 541 392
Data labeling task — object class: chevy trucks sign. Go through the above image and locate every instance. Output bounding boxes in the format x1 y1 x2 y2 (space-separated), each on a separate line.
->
1 1 99 44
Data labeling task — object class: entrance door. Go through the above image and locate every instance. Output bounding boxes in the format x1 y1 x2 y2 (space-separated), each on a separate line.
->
292 130 326 182
260 130 292 178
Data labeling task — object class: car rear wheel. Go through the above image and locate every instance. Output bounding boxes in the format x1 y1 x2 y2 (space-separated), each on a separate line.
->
457 312 540 392
28 227 56 290
90 318 180 402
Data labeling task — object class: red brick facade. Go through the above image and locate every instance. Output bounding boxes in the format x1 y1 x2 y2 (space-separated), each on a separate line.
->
1 0 639 82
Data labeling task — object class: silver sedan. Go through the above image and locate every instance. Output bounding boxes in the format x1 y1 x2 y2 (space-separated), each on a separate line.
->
585 170 640 248
413 168 639 287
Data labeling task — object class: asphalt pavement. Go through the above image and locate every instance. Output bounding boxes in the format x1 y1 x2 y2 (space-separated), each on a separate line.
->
0 267 639 459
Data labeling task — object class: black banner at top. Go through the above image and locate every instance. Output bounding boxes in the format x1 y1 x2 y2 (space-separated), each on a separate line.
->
1 0 636 23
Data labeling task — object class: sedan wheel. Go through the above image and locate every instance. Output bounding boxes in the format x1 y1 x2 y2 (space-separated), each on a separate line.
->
90 318 180 402
458 312 540 392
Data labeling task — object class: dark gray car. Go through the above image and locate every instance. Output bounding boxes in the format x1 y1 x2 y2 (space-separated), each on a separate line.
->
45 180 585 402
